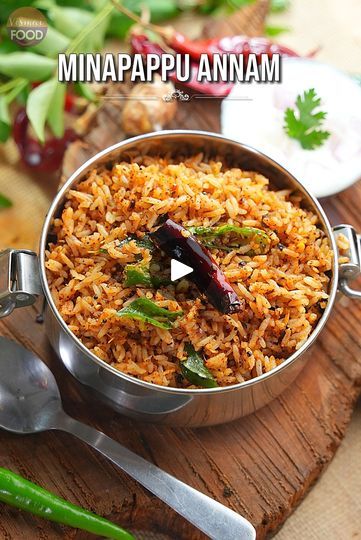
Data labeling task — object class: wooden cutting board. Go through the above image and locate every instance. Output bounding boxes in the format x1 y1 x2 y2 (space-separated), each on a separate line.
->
1 2 361 539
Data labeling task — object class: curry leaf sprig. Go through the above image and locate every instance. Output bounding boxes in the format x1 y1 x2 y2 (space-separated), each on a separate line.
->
0 3 111 143
26 2 113 143
284 88 331 150
0 0 247 144
117 298 183 329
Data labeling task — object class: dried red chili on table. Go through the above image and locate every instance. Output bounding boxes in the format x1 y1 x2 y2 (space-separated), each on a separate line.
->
150 218 241 315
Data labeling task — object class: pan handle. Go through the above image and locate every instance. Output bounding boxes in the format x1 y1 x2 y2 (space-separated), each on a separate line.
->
333 225 361 299
0 249 42 318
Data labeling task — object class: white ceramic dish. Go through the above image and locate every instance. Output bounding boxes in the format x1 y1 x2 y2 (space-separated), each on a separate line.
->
221 57 361 198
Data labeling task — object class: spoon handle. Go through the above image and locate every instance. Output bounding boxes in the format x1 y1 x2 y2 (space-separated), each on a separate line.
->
57 414 256 540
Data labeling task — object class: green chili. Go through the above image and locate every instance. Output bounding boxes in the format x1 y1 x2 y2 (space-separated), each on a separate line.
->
181 344 218 388
187 224 271 254
124 263 153 287
0 53 57 81
124 262 170 288
124 234 154 251
0 468 134 540
74 81 97 102
100 234 154 255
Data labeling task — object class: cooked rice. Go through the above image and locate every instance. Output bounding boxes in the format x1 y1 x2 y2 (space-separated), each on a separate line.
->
45 155 333 388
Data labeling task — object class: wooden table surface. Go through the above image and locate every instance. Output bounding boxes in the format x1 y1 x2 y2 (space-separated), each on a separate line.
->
0 95 361 539
1 2 361 538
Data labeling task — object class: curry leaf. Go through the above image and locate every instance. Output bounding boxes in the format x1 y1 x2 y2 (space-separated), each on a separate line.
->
0 39 20 54
0 96 11 143
34 0 94 39
31 25 70 57
0 193 13 209
118 234 154 251
0 79 28 141
117 298 183 329
26 78 58 142
47 82 66 138
181 344 218 388
0 53 56 81
74 82 97 102
66 3 114 54
53 7 93 40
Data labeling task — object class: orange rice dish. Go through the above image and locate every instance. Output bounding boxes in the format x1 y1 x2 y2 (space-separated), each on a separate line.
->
45 155 333 388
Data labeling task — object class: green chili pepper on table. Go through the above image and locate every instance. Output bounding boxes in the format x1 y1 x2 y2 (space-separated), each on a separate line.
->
0 467 134 539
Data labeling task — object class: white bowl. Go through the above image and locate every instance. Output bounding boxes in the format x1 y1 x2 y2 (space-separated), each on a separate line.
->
221 58 361 198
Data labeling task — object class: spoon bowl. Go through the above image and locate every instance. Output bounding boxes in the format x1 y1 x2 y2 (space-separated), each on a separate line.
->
0 337 62 434
0 336 256 540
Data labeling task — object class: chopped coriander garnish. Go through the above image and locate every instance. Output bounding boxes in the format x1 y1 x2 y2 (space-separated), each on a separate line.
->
284 88 331 150
265 25 290 37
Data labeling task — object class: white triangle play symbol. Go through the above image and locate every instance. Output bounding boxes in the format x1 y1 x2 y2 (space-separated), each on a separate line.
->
171 259 193 281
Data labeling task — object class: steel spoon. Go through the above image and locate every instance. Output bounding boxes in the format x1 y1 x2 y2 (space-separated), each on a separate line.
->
0 337 256 540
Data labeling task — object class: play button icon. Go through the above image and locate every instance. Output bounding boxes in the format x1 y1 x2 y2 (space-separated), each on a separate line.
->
171 259 193 282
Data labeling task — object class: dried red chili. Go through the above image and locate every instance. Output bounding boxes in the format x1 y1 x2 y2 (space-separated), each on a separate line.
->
64 92 76 113
13 108 76 173
114 2 300 66
167 33 300 63
150 218 241 315
131 34 233 97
